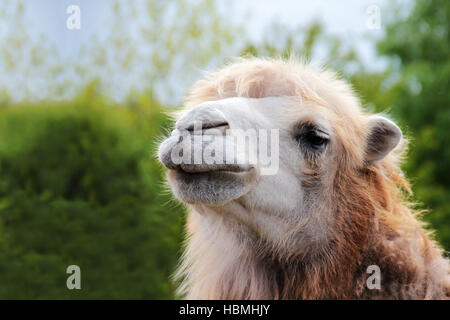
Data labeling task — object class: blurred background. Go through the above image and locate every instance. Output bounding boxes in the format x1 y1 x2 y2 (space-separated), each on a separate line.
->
0 0 448 299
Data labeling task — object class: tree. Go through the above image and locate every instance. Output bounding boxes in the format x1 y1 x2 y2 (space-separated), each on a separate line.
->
0 0 242 105
0 91 185 299
0 0 63 102
377 0 450 250
74 0 242 104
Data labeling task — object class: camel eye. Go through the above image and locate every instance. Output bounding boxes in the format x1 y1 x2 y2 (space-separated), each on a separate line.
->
296 124 329 152
304 131 328 148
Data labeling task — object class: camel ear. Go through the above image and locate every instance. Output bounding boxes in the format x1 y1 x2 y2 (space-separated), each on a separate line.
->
364 116 402 164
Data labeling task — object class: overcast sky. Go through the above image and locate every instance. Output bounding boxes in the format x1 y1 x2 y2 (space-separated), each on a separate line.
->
23 0 395 62
5 0 413 102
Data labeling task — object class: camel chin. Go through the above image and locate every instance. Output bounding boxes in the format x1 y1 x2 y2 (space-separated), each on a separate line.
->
166 168 257 205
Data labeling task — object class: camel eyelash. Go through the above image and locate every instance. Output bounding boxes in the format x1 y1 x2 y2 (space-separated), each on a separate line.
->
294 123 330 153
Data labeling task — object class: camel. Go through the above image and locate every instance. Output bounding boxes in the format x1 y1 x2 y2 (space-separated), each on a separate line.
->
158 57 450 299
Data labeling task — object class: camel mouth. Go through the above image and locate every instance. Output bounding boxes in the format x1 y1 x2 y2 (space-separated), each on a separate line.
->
176 163 254 174
172 168 253 181
168 165 258 205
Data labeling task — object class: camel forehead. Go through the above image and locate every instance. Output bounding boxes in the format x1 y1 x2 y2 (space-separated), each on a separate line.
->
186 59 363 114
196 96 290 109
193 96 328 117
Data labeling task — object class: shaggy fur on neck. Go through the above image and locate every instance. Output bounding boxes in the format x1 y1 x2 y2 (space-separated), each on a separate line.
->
175 166 449 299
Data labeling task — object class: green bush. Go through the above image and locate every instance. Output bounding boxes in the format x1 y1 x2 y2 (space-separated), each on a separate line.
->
0 95 185 299
377 0 450 251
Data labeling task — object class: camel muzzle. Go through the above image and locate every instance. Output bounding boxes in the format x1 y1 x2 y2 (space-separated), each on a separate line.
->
158 106 255 174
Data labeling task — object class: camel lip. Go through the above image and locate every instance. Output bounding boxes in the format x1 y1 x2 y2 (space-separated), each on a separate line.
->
173 164 254 174
170 168 254 187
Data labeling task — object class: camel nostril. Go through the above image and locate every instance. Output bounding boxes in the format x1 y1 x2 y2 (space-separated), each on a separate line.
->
186 121 229 132
175 105 229 132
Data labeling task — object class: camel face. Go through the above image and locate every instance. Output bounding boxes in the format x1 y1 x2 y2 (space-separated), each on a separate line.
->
158 96 341 239
159 91 403 255
158 58 405 252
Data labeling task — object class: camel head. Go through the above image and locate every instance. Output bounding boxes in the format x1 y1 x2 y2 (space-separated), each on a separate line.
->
158 58 402 259
157 58 450 300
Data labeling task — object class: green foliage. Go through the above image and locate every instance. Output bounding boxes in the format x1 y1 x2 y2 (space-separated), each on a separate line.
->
0 92 185 299
377 0 450 250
